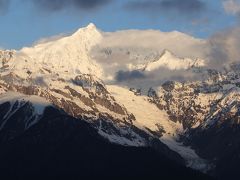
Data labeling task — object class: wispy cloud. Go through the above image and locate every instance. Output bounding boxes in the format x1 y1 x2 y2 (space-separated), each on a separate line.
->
223 0 240 15
0 0 10 15
125 0 207 18
29 0 112 12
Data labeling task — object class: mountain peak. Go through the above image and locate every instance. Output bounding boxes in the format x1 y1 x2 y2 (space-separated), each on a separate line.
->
17 23 103 80
86 23 97 29
73 23 98 36
144 49 199 71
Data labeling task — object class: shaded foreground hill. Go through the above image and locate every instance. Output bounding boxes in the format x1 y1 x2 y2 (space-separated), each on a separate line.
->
0 107 213 179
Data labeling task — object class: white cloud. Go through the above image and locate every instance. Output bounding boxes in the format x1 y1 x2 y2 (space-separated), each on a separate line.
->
89 25 240 88
207 26 240 67
223 0 240 15
91 29 210 83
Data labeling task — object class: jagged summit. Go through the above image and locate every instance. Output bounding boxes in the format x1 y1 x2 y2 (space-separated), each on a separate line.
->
144 49 205 71
127 49 205 72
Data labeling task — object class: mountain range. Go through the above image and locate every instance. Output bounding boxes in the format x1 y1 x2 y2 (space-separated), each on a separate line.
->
0 23 239 179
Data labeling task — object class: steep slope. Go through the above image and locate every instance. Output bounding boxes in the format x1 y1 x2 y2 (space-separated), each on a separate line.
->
108 85 210 171
144 65 240 178
183 86 240 179
0 92 51 143
0 24 148 147
2 23 240 179
0 26 190 167
1 24 207 155
0 106 212 179
0 25 212 173
0 78 149 147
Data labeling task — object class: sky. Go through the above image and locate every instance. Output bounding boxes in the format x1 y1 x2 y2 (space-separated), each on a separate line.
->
0 0 239 49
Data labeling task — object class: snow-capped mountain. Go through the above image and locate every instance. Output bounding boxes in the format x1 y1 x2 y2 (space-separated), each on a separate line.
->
0 24 186 151
0 23 240 179
0 23 103 82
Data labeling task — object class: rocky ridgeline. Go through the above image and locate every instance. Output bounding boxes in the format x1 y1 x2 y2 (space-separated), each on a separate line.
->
146 65 240 129
144 66 240 178
0 72 149 146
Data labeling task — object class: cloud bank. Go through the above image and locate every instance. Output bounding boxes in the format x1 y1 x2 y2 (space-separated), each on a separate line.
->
91 23 240 87
207 26 240 67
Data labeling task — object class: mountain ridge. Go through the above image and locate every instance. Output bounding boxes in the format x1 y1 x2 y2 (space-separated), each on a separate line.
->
0 23 240 179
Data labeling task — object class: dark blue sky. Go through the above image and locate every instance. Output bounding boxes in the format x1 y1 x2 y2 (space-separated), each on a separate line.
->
0 0 238 49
